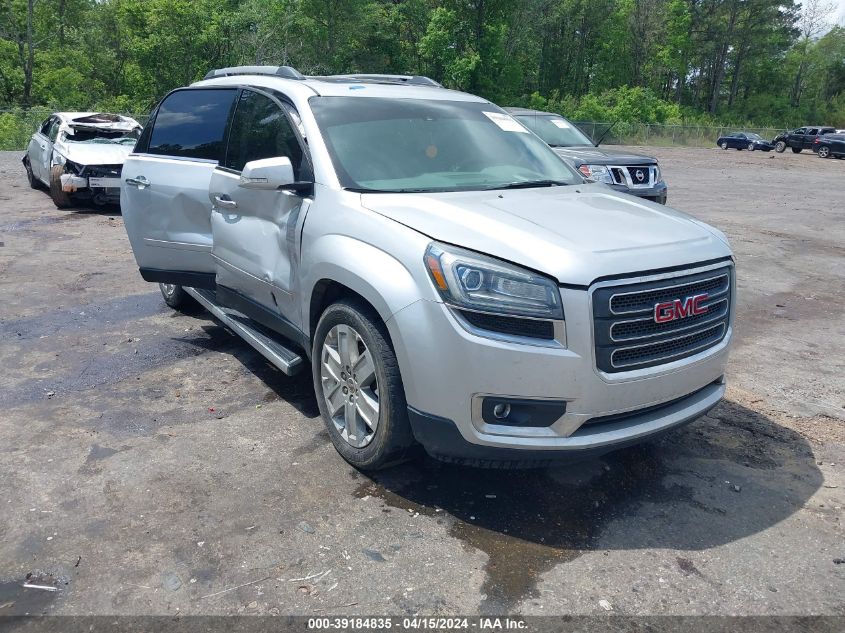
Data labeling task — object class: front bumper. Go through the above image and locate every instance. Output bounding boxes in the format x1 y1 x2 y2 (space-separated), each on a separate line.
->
609 181 668 204
387 262 733 463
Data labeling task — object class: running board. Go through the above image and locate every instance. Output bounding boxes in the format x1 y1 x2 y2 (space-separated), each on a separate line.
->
185 287 305 376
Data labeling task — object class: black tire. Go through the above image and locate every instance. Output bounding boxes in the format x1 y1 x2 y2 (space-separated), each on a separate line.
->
49 164 73 209
774 141 786 153
791 147 802 154
312 299 415 470
817 146 831 159
159 283 198 311
24 158 42 189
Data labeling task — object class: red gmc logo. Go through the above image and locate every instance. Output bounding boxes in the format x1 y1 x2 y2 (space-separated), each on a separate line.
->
654 293 709 323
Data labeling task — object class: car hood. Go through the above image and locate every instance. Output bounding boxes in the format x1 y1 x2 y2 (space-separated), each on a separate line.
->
552 146 655 166
361 184 731 286
56 142 134 166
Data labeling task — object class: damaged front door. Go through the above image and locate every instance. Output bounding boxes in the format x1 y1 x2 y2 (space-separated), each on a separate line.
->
208 88 312 330
121 88 238 289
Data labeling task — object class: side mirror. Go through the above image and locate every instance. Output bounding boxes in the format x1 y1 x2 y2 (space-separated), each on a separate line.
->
239 157 296 190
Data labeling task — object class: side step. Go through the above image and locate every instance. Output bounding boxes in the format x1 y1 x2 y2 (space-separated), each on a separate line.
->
185 287 305 376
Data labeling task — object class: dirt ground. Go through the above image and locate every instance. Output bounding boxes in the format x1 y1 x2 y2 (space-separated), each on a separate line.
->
0 146 843 618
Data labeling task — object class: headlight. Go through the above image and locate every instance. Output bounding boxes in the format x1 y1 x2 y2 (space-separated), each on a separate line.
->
654 164 663 183
577 164 613 184
424 243 563 320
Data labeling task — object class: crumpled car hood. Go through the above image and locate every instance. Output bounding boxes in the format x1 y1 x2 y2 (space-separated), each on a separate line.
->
56 142 134 166
361 184 731 286
553 146 655 166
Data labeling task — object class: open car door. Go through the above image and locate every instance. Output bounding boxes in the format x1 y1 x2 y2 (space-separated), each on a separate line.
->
121 88 238 289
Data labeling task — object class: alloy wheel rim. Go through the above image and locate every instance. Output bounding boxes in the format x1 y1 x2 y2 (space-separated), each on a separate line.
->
820 148 829 157
320 324 380 448
161 283 176 298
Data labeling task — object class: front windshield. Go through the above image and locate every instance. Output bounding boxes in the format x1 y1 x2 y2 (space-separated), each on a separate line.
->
513 114 593 147
65 127 141 145
309 97 580 192
746 133 761 140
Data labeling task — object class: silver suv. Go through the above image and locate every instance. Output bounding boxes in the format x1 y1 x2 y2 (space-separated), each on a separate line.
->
121 66 735 470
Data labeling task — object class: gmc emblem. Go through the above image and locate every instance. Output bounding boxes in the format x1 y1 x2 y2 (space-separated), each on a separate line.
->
654 293 709 323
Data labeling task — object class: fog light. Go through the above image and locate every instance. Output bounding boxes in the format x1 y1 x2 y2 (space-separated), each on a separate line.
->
492 403 511 419
480 397 567 427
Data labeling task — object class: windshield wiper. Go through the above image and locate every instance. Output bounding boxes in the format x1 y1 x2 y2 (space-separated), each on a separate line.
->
486 180 569 190
345 187 437 193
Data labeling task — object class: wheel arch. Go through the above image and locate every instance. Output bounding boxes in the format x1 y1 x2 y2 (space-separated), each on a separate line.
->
303 235 426 346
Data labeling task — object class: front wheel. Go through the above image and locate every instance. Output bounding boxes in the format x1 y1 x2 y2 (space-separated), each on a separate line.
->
818 146 831 158
312 300 415 470
791 147 802 154
775 141 786 153
49 164 72 209
720 142 728 150
747 143 755 151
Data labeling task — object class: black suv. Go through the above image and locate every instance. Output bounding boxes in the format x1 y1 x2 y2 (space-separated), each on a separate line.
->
505 108 668 204
773 126 837 153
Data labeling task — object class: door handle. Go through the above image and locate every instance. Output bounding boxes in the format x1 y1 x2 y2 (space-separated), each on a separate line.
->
125 175 151 189
213 195 238 209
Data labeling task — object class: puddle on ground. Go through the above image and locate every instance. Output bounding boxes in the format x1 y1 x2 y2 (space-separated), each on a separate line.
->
0 573 61 615
356 444 699 613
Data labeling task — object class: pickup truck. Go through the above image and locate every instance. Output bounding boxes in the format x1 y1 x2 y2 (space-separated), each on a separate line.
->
773 126 837 153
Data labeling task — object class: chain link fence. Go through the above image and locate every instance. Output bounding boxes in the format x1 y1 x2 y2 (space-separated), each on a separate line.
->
574 121 785 148
1 107 785 151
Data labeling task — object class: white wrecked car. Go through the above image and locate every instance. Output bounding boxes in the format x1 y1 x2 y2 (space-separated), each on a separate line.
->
23 112 142 208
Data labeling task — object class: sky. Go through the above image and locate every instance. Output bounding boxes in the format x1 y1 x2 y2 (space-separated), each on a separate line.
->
837 0 845 25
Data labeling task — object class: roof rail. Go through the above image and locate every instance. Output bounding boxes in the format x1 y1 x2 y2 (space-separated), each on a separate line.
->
203 65 305 81
323 74 443 88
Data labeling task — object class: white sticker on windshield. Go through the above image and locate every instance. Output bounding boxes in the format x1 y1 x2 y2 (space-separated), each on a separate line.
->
483 111 528 133
550 118 571 128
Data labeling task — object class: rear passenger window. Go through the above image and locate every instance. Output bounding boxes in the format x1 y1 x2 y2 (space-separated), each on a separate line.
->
224 89 304 176
147 89 236 161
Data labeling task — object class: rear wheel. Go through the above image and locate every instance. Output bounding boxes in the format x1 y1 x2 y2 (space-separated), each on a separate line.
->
791 147 802 154
49 164 73 209
312 299 415 470
818 146 831 158
159 283 198 311
24 158 42 189
774 141 786 153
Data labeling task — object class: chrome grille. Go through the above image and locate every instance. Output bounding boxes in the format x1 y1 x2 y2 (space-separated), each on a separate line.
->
606 164 658 189
593 266 732 373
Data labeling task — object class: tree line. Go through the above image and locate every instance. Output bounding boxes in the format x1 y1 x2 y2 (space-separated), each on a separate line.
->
1 0 844 127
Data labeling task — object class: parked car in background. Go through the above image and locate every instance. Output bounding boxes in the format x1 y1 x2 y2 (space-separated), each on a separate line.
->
23 112 142 208
715 132 774 151
120 66 734 470
814 134 845 159
504 108 668 204
772 126 836 153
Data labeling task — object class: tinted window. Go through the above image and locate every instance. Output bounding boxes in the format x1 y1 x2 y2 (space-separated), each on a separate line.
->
39 117 53 136
794 128 806 134
224 89 304 175
147 89 236 161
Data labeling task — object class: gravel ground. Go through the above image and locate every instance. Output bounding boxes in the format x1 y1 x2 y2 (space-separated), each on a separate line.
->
0 146 843 618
